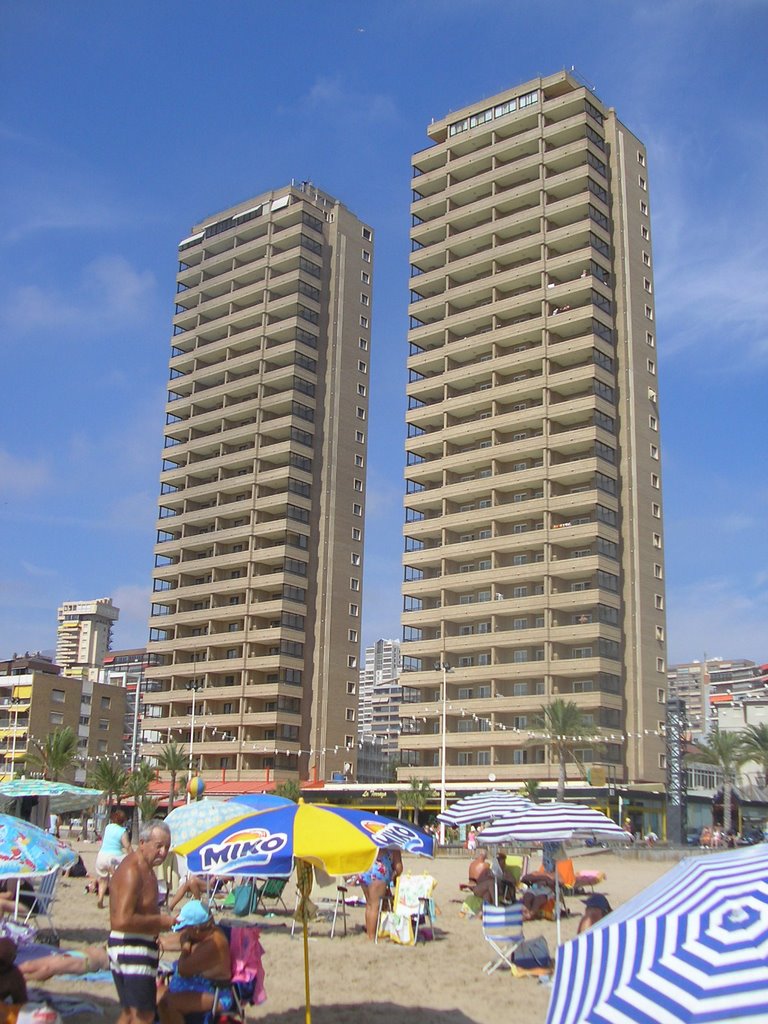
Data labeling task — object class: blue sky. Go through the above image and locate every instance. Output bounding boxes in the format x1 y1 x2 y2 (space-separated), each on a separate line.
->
1 0 766 666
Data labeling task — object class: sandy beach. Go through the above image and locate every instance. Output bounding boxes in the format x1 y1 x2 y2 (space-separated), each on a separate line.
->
23 840 688 1024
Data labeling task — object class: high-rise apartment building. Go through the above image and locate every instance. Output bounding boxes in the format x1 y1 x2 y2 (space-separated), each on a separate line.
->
358 638 402 754
143 182 373 785
56 598 119 679
400 71 668 788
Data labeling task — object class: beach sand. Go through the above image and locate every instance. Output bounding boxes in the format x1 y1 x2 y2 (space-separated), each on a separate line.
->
32 841 682 1024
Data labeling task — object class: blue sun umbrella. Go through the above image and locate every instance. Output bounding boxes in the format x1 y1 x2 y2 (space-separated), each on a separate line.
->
225 793 294 812
547 843 768 1024
0 813 76 876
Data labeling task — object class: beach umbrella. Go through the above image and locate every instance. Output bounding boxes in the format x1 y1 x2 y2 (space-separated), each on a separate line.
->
0 813 76 876
174 800 436 1024
225 793 294 811
479 802 629 943
547 843 768 1024
165 798 253 849
173 800 436 878
0 779 104 814
437 790 532 826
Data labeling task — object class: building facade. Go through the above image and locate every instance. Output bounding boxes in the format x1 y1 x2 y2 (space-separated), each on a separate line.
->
56 598 119 679
100 648 163 769
400 71 668 788
143 182 373 785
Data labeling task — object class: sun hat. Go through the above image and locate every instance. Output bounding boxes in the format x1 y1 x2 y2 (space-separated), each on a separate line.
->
172 899 213 931
584 893 612 914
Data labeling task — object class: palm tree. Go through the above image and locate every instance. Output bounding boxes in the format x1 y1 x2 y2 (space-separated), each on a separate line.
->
537 699 594 801
521 779 541 803
126 762 156 835
740 723 768 787
691 729 749 833
25 727 78 781
157 740 187 811
274 780 301 803
88 758 129 810
137 794 160 823
399 778 435 826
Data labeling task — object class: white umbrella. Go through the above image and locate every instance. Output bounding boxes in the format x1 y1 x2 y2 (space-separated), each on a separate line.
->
437 790 531 826
547 843 768 1024
479 802 630 943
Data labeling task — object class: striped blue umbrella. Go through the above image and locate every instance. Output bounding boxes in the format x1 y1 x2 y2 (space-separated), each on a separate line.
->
547 843 768 1024
438 790 531 826
478 801 628 844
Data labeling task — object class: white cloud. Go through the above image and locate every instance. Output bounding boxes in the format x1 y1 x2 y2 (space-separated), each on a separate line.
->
0 449 50 498
3 255 156 336
110 584 151 650
299 77 398 123
667 575 768 664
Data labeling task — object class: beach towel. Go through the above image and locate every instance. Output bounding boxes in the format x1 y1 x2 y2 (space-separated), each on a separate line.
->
229 926 267 1005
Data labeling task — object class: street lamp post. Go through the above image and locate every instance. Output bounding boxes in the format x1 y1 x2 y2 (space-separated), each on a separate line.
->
186 679 204 803
435 660 452 845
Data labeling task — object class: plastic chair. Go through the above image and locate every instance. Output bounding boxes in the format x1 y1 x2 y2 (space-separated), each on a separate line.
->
481 902 524 974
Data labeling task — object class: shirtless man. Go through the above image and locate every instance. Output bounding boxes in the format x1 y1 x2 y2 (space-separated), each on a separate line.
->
467 849 496 902
108 820 176 1024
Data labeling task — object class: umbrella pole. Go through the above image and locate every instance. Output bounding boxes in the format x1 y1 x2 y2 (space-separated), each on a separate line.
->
555 865 561 946
303 916 311 1024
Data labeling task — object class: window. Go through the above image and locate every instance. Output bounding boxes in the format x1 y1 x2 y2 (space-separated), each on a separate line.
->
99 718 109 731
347 656 357 669
638 151 646 166
362 249 371 262
513 650 529 663
50 712 64 725
353 478 363 491
362 228 372 241
651 473 660 489
655 594 664 609
346 681 356 695
643 251 651 266
352 527 361 541
350 578 360 591
654 563 663 579
349 603 359 616
657 687 666 703
345 707 356 722
52 688 66 703
650 444 659 460
653 532 662 548
655 625 665 641
640 201 648 215
351 552 361 565
656 657 665 672
639 176 647 191
358 360 367 373
355 430 365 443
359 315 368 328
356 406 366 419
361 271 370 284
352 503 362 516
359 337 368 350
644 277 652 294
641 225 649 240
649 414 658 430
652 503 661 518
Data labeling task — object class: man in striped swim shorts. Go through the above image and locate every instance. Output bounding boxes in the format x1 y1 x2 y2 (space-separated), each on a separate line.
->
109 820 177 1024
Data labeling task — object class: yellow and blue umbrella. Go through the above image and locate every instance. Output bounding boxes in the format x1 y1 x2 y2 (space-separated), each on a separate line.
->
173 799 435 877
0 813 76 876
165 798 253 850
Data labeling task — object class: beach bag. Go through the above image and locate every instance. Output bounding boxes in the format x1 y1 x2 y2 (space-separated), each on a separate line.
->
233 882 254 917
66 856 87 878
0 919 37 945
513 935 552 969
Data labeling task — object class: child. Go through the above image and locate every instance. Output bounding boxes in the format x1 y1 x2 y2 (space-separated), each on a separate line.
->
0 938 28 1006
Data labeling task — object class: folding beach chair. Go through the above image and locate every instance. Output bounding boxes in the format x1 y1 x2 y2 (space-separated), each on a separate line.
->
251 876 289 915
481 902 524 974
290 869 348 939
377 872 437 946
182 924 266 1024
22 867 62 942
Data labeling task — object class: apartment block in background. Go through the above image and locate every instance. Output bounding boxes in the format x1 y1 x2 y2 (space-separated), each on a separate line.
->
400 71 668 788
56 598 119 679
357 638 403 756
144 182 372 785
0 652 125 781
